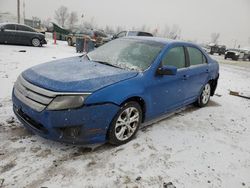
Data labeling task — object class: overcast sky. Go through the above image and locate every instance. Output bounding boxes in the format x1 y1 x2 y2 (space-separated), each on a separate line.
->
1 0 250 47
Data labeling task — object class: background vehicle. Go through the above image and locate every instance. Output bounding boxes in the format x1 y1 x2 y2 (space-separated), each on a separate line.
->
224 49 244 61
66 28 108 47
12 37 219 145
113 30 153 39
0 23 47 47
102 30 153 45
209 44 226 55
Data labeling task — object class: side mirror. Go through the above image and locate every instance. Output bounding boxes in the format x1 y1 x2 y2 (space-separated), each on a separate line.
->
0 27 4 32
112 35 117 39
157 65 177 75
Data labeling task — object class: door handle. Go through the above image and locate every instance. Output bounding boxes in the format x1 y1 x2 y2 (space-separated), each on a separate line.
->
182 75 190 80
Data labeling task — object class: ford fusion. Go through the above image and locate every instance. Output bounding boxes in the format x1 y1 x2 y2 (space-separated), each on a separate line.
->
12 37 219 145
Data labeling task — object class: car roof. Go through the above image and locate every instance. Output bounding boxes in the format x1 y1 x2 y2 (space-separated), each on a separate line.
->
0 22 33 28
123 36 195 46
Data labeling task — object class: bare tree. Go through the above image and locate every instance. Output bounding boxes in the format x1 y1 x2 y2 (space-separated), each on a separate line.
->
54 6 69 27
115 26 124 33
104 25 115 35
160 24 181 39
210 33 220 44
42 18 51 28
67 11 78 30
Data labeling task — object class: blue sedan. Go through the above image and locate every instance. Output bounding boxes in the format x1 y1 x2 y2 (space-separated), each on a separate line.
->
12 37 219 145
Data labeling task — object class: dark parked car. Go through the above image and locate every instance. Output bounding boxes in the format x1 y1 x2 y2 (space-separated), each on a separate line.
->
12 37 219 145
0 23 47 47
210 45 226 55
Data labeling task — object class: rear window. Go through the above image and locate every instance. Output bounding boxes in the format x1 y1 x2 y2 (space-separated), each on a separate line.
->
127 31 138 36
187 47 207 66
16 25 35 32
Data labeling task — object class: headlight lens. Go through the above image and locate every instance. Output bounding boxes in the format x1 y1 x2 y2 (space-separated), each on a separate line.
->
47 95 89 110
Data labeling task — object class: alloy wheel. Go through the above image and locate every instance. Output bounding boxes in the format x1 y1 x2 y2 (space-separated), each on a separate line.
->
114 107 140 141
202 83 211 104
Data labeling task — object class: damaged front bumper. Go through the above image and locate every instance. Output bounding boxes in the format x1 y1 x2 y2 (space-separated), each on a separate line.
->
12 94 120 145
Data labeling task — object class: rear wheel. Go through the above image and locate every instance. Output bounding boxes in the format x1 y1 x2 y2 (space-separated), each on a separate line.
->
196 83 211 107
31 38 41 47
108 102 142 145
233 56 238 61
67 38 73 46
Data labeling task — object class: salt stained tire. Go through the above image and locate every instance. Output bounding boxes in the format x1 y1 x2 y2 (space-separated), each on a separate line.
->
196 83 211 107
108 102 142 145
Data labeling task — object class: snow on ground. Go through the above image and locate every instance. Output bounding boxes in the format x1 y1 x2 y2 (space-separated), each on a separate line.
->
0 42 250 188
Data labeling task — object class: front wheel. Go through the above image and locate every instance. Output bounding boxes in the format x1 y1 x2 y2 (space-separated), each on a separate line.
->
31 38 41 47
108 102 142 145
196 83 211 107
67 38 73 46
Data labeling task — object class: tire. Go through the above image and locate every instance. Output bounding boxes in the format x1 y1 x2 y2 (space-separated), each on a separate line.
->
196 83 211 107
108 101 142 145
31 38 41 47
67 38 73 46
233 56 238 61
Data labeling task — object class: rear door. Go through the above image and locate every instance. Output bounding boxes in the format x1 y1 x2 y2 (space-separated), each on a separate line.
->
0 24 17 44
184 46 209 103
16 25 35 45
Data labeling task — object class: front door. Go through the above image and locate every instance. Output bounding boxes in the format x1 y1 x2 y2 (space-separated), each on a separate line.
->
148 46 189 119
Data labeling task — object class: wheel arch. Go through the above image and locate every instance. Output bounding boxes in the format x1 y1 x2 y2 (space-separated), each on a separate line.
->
120 96 146 123
208 74 219 96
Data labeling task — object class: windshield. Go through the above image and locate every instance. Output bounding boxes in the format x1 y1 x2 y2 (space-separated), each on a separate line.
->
87 38 164 71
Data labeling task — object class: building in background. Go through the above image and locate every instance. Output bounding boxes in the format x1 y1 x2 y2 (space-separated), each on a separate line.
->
0 12 23 23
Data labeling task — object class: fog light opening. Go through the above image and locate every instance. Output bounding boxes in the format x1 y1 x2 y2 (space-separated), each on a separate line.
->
59 126 82 139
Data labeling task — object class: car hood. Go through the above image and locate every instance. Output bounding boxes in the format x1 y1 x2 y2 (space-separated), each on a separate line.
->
22 56 138 92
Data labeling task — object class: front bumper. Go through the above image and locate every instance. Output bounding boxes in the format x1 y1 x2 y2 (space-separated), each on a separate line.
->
41 38 47 45
12 93 120 144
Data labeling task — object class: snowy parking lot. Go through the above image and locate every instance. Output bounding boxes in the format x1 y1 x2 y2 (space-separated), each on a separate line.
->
0 41 250 188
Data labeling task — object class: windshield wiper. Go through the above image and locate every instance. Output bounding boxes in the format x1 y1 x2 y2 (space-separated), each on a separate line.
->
80 54 91 60
94 61 122 69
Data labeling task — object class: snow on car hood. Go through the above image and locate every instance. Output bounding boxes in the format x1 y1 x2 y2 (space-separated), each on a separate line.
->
21 56 138 92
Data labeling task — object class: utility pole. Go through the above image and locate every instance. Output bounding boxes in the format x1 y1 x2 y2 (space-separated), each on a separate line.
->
23 0 26 20
17 0 20 23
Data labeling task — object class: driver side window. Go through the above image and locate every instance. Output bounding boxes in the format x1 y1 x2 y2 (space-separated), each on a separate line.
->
162 47 186 69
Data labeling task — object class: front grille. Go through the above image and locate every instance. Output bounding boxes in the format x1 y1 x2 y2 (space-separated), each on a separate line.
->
14 75 57 112
15 107 48 133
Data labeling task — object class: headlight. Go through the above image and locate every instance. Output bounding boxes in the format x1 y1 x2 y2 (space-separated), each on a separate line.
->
47 95 90 110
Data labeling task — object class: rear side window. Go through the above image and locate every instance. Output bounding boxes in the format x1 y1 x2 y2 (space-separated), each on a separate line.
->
187 47 207 66
162 47 186 69
16 25 34 32
4 24 16 30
